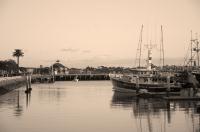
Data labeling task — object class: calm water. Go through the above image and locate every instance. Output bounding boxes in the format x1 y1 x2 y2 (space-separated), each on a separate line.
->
0 81 200 132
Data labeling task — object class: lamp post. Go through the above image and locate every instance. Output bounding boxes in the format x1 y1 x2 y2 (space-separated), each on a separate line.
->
51 64 55 82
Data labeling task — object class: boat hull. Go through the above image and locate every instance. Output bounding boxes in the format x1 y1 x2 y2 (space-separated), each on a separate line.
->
111 77 181 94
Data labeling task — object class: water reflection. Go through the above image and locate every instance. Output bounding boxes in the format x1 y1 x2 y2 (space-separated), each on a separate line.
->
1 81 200 132
26 92 31 108
0 88 31 117
0 84 67 118
14 88 31 116
37 84 66 103
111 91 200 132
14 90 23 117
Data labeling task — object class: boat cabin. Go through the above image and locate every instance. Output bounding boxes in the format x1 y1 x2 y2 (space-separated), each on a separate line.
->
130 68 159 77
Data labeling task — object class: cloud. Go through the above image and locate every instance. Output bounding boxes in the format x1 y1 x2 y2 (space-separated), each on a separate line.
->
101 54 110 57
61 48 92 55
61 48 79 53
82 50 91 53
96 54 111 59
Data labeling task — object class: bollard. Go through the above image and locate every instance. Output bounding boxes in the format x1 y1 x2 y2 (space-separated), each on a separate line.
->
25 75 29 93
25 75 32 93
29 75 31 89
29 75 32 90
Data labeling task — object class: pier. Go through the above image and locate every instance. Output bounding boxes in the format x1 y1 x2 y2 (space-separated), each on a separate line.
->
31 75 55 83
31 74 110 82
54 74 110 81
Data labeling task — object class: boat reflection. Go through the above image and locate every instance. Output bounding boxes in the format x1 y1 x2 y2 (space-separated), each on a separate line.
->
14 90 23 117
111 91 200 132
26 91 31 108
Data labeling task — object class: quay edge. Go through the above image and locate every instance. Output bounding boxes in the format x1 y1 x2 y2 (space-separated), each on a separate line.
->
0 76 26 95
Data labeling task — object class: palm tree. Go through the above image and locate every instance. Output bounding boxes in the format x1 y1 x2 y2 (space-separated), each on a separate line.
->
13 49 24 69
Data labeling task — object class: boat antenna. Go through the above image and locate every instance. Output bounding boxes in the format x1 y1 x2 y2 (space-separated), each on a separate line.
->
135 25 143 68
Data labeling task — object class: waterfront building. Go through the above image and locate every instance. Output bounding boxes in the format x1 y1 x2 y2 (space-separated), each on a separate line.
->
52 62 69 75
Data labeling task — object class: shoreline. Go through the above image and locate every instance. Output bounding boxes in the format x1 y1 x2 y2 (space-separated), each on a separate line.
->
0 74 110 95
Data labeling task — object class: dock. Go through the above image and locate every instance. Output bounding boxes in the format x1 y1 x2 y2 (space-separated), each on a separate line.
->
54 74 110 81
31 75 55 83
162 96 200 101
31 74 110 82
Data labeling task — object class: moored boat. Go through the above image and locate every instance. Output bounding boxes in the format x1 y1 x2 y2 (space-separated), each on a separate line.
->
177 32 200 87
111 69 181 95
111 26 182 95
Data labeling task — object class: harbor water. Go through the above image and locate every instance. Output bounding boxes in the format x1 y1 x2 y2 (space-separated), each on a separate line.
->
0 81 200 132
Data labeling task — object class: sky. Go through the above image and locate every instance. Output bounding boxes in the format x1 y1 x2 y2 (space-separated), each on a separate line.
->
0 0 200 68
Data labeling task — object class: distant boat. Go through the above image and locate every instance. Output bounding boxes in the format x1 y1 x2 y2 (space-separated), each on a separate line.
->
73 75 79 82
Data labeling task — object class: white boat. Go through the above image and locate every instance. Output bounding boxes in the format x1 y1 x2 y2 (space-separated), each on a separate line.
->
73 75 79 82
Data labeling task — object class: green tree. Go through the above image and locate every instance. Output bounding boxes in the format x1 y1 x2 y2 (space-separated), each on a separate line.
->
0 59 18 75
12 49 24 69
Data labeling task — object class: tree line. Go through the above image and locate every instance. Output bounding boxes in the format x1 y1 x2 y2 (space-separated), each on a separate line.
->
0 49 24 76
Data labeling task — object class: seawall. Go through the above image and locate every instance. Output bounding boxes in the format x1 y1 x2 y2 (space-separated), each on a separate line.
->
0 76 26 95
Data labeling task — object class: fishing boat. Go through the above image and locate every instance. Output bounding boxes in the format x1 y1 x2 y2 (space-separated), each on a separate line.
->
111 26 182 95
111 51 181 95
177 31 200 88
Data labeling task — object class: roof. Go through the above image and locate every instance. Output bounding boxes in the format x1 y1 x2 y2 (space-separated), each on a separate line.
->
52 63 66 68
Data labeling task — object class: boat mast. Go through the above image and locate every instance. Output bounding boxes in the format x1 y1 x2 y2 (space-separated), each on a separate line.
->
190 31 193 67
185 31 200 69
139 25 143 68
135 25 143 68
195 33 199 68
160 25 165 68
